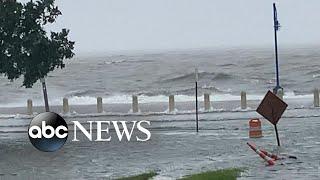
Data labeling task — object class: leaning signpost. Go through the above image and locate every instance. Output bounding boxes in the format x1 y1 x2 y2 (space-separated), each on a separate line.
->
256 91 288 146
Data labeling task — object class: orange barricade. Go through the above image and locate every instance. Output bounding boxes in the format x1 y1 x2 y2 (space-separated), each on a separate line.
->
249 119 262 138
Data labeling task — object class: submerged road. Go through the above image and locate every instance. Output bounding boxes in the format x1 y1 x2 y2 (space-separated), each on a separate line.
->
0 109 319 179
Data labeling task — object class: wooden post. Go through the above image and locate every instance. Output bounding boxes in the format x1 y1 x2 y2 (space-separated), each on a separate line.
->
169 95 175 113
132 95 139 113
204 93 211 111
241 91 247 110
27 99 33 115
97 97 103 113
314 88 319 107
63 98 69 114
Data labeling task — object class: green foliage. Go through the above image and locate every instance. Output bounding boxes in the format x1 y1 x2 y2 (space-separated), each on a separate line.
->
116 172 158 180
0 0 74 87
180 168 243 180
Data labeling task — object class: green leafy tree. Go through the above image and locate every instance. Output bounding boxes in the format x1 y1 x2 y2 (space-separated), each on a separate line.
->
0 0 75 88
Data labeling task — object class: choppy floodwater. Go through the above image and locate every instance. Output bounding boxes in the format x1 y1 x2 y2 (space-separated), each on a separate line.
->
1 46 320 179
0 108 319 179
1 46 320 107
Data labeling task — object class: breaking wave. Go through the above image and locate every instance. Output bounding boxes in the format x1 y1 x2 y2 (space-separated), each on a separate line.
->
0 91 313 108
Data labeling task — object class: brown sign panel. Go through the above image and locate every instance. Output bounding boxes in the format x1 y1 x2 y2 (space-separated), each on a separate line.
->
256 91 288 125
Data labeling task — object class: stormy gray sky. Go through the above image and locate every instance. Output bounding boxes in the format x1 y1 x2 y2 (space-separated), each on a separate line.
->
38 0 320 53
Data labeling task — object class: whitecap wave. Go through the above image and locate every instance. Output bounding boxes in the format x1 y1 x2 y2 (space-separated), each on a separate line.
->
0 92 314 108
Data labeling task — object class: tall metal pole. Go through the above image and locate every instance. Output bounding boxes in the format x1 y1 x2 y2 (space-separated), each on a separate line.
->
273 3 282 146
273 3 282 94
195 68 199 132
41 78 50 112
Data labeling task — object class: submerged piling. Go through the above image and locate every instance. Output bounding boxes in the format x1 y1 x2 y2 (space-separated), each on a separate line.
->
132 95 139 113
241 91 247 110
169 95 175 113
204 93 211 111
314 88 319 107
63 98 69 114
27 99 33 115
97 97 103 113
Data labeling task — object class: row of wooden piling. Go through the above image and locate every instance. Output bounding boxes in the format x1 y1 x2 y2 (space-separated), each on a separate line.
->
26 89 320 115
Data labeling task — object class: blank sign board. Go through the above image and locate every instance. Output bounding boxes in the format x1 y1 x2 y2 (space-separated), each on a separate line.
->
256 91 288 125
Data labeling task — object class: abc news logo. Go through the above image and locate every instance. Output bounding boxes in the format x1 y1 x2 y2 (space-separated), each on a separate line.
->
28 112 151 152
